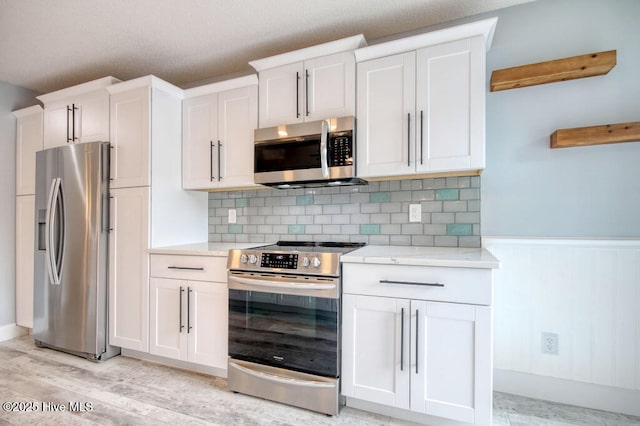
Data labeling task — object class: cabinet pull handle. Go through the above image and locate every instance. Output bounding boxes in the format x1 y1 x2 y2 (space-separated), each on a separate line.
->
179 286 185 332
218 141 222 182
296 71 301 118
66 105 71 143
400 307 405 371
415 309 419 374
420 110 424 165
168 266 205 271
210 141 215 182
305 69 310 117
407 113 411 167
187 287 193 333
379 279 444 287
72 104 78 141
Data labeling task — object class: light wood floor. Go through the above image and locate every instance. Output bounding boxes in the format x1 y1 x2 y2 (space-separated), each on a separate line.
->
1 336 639 425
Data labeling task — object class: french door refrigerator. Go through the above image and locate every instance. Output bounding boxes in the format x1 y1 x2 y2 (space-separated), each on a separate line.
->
33 141 119 360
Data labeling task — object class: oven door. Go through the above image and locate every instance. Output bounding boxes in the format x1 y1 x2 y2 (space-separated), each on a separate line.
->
228 272 340 378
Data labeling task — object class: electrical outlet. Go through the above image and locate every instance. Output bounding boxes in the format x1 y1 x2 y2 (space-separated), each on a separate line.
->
228 209 237 224
409 204 422 222
542 332 559 355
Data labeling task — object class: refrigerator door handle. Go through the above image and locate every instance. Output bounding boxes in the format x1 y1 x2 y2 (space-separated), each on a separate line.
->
45 178 64 285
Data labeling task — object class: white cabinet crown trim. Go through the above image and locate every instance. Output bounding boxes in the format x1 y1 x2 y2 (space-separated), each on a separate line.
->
12 105 42 117
36 76 121 103
107 75 184 98
183 74 258 99
355 17 498 62
249 34 367 71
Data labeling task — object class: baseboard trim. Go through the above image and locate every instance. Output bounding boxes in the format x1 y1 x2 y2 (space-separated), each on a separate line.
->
0 324 29 342
494 369 640 417
121 348 227 378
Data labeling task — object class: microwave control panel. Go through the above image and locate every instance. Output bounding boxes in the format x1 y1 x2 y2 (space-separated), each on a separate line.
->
329 132 353 167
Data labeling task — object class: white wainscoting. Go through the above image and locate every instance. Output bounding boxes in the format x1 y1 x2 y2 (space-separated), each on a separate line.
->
484 237 640 416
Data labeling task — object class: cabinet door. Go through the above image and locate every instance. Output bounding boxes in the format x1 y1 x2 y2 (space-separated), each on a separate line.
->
305 51 355 121
16 195 35 328
356 52 416 178
15 109 43 196
187 281 228 368
109 186 150 351
76 89 111 144
150 278 188 360
342 294 410 409
416 36 485 173
411 301 491 424
217 86 258 188
43 102 70 149
109 87 151 188
182 94 217 190
258 62 303 128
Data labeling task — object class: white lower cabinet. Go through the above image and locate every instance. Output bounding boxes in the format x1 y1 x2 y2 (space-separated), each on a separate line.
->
342 263 492 425
149 254 228 370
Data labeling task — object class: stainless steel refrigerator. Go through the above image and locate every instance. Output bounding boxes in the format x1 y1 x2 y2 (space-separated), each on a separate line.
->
33 141 119 361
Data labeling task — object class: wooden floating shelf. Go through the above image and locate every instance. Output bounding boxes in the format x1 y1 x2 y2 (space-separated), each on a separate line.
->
491 50 616 92
550 121 640 149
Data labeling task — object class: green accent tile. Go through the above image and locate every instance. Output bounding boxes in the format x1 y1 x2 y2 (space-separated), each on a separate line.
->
435 189 459 201
235 198 249 208
296 195 314 205
228 224 243 234
369 192 391 203
447 224 472 236
360 224 381 235
288 224 305 234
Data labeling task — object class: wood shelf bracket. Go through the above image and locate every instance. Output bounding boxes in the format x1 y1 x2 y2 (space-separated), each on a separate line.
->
490 50 616 92
550 121 640 149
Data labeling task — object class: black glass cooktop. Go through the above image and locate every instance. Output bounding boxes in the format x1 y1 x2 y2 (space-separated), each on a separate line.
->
256 241 366 254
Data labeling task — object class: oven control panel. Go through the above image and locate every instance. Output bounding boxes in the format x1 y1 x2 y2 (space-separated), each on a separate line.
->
261 253 298 269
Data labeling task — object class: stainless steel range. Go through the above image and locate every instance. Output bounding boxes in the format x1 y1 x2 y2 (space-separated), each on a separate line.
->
227 241 365 416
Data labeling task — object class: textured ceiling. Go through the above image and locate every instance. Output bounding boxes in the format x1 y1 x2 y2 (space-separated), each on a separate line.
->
0 0 533 94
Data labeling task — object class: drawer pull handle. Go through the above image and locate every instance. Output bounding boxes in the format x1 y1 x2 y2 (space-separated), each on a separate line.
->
168 266 205 271
380 280 444 287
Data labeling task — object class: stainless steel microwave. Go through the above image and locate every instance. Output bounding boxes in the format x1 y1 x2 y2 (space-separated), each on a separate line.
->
254 116 367 189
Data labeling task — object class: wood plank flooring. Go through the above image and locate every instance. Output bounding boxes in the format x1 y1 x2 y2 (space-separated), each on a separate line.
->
1 336 639 425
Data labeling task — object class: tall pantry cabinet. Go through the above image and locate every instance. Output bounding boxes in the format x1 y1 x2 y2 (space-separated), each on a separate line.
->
107 76 207 352
13 105 43 329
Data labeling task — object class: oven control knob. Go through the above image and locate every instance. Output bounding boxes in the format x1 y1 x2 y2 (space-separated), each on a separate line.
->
302 257 310 267
312 257 321 268
248 254 258 264
240 254 248 264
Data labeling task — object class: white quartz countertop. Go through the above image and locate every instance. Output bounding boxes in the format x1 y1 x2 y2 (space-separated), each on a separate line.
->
147 242 263 257
341 245 501 269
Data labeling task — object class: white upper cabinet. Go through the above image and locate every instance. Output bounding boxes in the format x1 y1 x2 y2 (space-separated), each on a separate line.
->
182 75 258 190
355 18 497 179
13 105 43 196
416 37 485 173
108 85 151 188
250 35 366 128
37 77 120 149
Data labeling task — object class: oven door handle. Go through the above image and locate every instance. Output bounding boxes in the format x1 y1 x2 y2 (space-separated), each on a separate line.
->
230 360 335 389
228 275 336 291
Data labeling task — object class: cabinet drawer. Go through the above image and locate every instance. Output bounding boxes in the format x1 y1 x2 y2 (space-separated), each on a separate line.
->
150 254 227 282
342 263 491 305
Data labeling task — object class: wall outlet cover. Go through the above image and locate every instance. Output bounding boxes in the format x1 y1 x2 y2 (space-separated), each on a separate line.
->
409 204 421 222
228 209 237 224
542 332 559 355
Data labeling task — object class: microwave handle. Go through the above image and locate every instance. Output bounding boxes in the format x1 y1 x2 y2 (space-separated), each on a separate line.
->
320 119 329 178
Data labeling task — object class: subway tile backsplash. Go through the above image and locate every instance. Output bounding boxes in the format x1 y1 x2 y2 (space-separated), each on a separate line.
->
208 176 481 247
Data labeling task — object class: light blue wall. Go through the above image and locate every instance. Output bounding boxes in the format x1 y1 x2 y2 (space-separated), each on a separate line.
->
0 81 40 326
481 0 640 237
